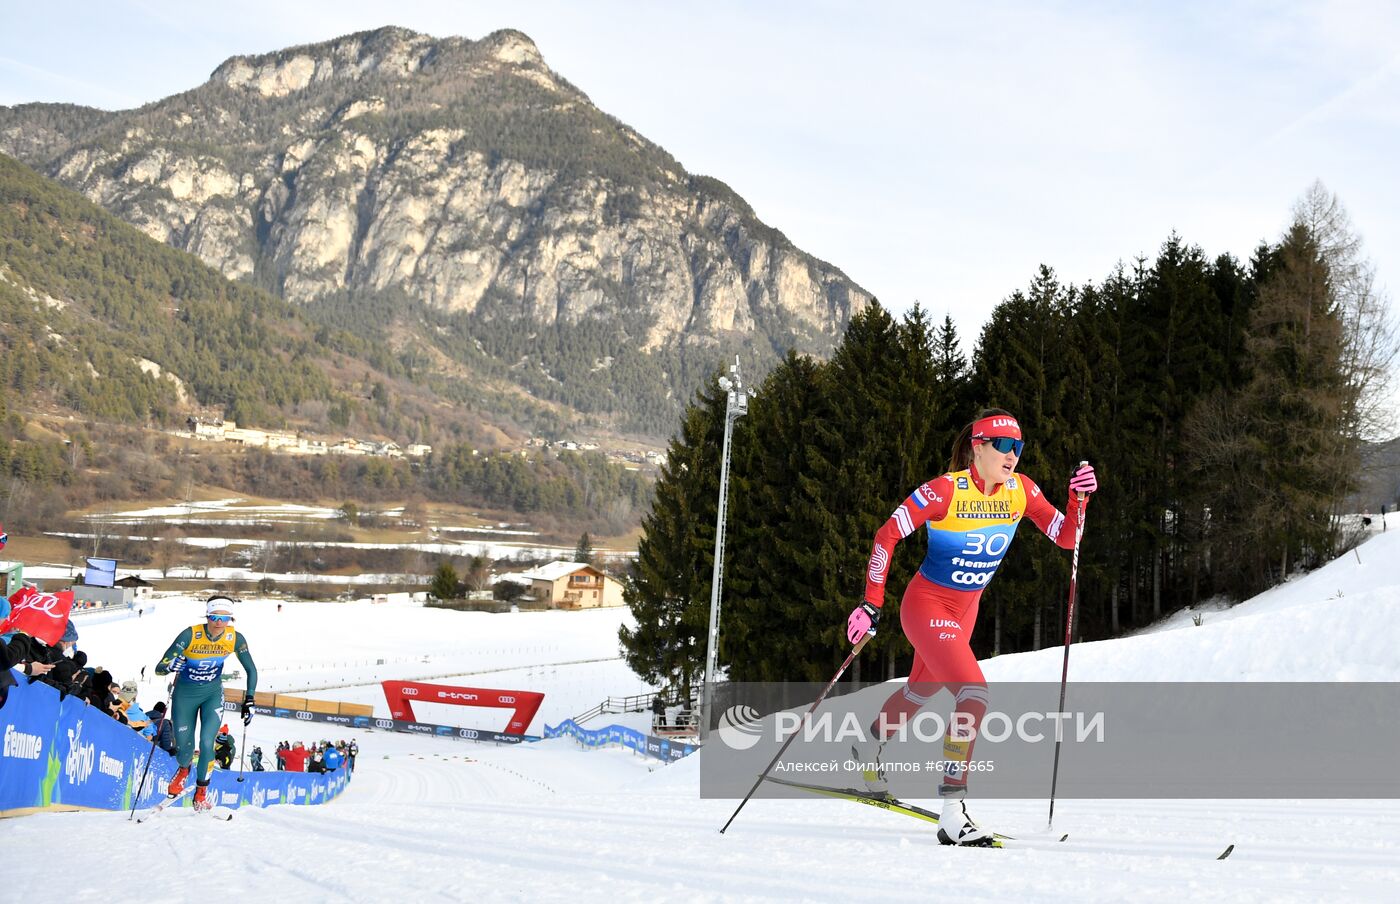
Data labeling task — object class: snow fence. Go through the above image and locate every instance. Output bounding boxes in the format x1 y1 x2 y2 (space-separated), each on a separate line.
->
544 718 697 762
0 674 351 816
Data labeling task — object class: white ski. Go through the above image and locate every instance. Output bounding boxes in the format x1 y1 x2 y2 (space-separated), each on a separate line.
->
135 786 191 823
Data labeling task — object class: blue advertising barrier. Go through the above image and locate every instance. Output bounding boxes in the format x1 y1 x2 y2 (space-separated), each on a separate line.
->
544 718 697 762
1 672 351 816
199 763 351 811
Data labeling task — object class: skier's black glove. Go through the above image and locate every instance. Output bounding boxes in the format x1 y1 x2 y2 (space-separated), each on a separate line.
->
241 696 255 726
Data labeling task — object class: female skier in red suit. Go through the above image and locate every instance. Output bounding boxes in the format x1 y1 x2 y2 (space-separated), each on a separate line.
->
846 408 1097 845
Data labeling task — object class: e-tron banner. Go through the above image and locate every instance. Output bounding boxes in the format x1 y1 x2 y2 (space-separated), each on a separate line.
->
223 700 537 744
381 680 544 735
700 681 1400 799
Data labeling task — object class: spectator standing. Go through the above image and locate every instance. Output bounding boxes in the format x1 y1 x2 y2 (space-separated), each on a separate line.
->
283 742 310 772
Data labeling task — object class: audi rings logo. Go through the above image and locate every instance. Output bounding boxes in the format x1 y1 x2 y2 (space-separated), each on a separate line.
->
498 695 516 704
950 570 993 586
402 688 419 697
374 719 394 729
295 711 314 721
458 729 479 740
717 705 765 751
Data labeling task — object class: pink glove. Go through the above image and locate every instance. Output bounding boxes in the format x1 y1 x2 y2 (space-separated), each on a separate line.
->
847 602 880 644
1068 462 1097 495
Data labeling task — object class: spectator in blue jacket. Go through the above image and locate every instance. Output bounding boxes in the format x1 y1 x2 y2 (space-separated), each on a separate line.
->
143 701 176 756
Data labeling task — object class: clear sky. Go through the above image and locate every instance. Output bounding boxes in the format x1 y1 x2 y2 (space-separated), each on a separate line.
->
3 1 1398 422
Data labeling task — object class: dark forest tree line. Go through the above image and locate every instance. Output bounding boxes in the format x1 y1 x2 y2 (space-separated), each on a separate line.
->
621 185 1397 695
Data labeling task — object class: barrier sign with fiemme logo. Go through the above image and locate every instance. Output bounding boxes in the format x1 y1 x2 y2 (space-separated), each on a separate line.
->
0 680 350 817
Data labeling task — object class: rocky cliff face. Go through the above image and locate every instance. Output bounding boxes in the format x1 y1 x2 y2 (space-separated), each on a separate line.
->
0 27 869 353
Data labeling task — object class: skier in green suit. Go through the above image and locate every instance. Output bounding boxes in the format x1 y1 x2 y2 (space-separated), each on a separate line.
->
154 596 257 811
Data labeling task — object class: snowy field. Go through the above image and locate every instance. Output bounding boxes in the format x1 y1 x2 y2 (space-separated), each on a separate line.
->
19 496 606 586
4 516 1399 902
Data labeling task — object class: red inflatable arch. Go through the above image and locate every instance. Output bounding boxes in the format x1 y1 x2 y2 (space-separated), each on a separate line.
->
381 680 544 735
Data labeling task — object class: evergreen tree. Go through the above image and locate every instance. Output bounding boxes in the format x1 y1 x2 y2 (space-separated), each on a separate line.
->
618 379 727 699
810 303 909 682
574 531 594 564
969 267 1074 651
430 560 460 601
723 351 839 681
1066 273 1129 636
1233 223 1349 591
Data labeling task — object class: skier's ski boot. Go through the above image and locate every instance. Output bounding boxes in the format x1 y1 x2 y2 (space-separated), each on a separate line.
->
937 795 995 847
192 784 212 812
850 734 890 798
167 765 190 797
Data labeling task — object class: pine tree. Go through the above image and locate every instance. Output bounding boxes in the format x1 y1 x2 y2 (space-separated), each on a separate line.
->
430 560 460 601
1237 223 1349 589
619 379 727 699
1066 273 1129 636
574 531 593 564
970 268 1073 651
813 303 908 682
723 351 839 681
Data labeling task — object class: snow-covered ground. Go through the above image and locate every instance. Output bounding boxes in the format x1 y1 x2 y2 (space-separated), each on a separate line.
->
5 517 1400 902
19 496 615 586
21 562 434 586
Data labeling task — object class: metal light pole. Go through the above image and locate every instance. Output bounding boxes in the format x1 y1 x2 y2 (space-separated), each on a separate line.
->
701 357 748 740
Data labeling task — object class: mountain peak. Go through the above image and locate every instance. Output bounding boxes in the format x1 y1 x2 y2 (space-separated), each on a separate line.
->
476 29 545 67
209 26 440 97
208 27 551 99
0 25 872 433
